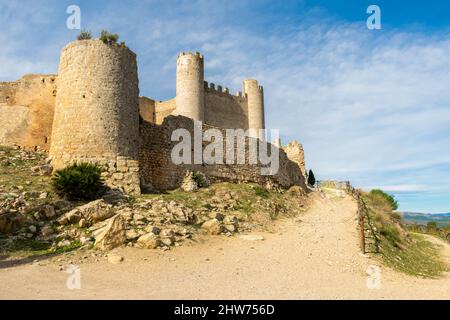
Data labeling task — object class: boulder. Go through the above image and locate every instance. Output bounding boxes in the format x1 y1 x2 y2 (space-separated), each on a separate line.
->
125 229 140 240
37 205 56 220
180 171 198 192
40 225 54 237
201 219 223 235
0 212 27 234
52 199 73 212
136 233 160 249
94 215 127 250
31 164 53 176
224 224 236 233
58 199 114 226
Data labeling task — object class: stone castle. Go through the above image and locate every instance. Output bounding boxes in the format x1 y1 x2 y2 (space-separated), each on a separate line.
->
0 39 306 194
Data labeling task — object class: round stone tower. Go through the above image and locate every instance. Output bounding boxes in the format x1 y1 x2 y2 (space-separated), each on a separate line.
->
243 79 265 138
175 52 205 122
50 39 140 193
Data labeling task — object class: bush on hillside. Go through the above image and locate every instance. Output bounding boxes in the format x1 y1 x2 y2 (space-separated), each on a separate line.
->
52 163 104 200
369 189 398 210
254 185 269 198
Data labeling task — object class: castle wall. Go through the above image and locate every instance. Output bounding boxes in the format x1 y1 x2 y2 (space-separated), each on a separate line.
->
0 81 17 104
152 89 249 129
50 40 141 194
139 97 156 123
155 98 176 124
204 82 248 129
0 106 29 146
0 74 56 151
139 115 306 191
284 140 306 178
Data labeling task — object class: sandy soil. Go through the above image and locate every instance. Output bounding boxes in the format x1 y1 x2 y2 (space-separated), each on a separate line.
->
0 191 449 299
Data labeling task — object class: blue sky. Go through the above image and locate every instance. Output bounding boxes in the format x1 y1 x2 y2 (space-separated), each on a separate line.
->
1 0 450 213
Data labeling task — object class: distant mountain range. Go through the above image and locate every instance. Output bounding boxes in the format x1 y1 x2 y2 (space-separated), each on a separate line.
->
401 212 450 226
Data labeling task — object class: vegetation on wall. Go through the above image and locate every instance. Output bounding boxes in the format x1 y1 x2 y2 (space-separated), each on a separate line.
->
76 30 92 40
100 30 119 45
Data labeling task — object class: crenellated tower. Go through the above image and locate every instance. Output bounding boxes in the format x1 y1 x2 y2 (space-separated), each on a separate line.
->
175 52 205 122
243 79 265 138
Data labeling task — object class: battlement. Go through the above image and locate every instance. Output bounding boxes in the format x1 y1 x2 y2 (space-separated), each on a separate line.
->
203 81 247 101
177 51 204 60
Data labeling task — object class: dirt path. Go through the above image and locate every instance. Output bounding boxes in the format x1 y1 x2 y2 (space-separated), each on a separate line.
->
0 191 449 299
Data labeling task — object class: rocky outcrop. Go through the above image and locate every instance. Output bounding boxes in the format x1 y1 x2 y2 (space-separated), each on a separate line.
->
180 171 198 192
57 199 114 226
0 212 28 234
94 215 127 250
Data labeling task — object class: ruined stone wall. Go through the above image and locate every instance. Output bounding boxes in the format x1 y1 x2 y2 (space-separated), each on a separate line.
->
284 140 306 178
155 98 176 124
204 82 248 129
139 97 156 123
139 115 306 191
0 81 17 104
0 74 56 151
50 40 140 194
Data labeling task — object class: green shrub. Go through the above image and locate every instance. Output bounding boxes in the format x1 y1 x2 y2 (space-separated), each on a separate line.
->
369 189 398 210
380 224 401 247
52 163 104 200
77 30 92 40
307 169 316 186
254 185 269 198
427 221 438 230
100 30 119 45
193 171 208 188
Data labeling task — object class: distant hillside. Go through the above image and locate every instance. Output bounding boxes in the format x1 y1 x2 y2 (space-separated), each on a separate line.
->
401 212 450 226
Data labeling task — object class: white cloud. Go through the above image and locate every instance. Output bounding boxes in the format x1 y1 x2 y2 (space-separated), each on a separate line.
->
362 184 428 192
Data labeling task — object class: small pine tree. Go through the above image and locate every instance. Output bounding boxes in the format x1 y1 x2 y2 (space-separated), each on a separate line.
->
307 169 316 186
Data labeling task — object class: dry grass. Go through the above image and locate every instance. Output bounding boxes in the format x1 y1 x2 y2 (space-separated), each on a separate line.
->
362 190 448 278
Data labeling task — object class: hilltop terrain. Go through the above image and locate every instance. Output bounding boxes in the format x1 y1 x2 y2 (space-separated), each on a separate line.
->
0 146 449 299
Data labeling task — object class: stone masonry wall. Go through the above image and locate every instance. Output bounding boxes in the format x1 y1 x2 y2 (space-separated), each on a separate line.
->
284 140 306 178
204 82 249 130
139 97 156 123
0 74 56 151
150 90 249 130
155 98 176 124
139 115 306 191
